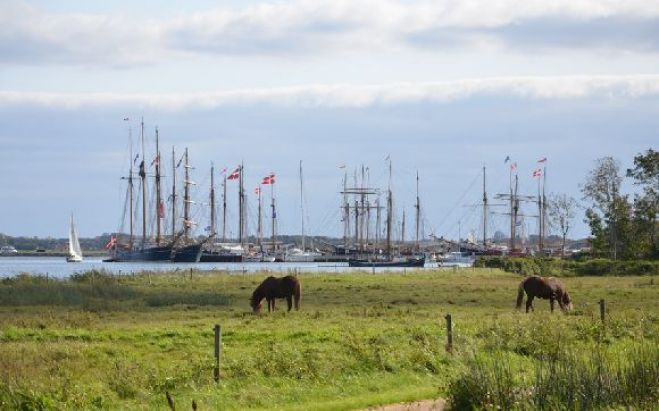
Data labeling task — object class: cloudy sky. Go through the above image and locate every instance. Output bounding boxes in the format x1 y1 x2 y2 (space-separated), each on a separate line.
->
1 0 658 243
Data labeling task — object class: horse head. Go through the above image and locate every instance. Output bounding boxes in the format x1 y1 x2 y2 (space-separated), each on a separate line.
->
250 290 264 313
561 291 573 311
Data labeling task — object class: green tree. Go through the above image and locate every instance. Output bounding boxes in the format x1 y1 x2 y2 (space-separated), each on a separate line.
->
582 157 623 259
626 149 659 258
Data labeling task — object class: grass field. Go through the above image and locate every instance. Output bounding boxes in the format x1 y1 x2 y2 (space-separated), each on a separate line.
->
0 268 657 410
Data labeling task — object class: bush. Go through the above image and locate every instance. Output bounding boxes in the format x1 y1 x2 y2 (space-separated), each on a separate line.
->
476 257 659 277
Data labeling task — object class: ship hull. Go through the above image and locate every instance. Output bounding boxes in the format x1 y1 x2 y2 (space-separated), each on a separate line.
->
348 257 425 268
108 245 173 262
171 243 203 263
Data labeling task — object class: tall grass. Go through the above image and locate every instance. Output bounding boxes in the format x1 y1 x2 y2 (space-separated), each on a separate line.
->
448 343 659 409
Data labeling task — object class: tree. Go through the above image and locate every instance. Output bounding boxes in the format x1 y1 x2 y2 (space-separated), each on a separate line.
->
582 157 623 259
626 149 659 258
548 193 579 257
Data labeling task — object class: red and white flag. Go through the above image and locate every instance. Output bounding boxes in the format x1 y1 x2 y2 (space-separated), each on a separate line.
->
261 174 276 185
533 168 542 177
254 187 261 195
538 157 547 163
105 236 117 249
227 167 241 180
511 162 517 172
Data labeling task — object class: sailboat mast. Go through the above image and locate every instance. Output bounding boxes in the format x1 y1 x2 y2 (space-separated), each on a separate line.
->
210 163 216 237
483 165 487 247
343 170 349 247
257 187 262 247
542 165 547 253
271 178 277 252
299 160 305 250
222 173 227 242
155 127 162 245
183 148 191 241
401 209 406 245
238 163 244 247
140 118 147 245
386 159 392 256
171 146 177 237
512 174 519 251
128 128 134 249
415 170 420 251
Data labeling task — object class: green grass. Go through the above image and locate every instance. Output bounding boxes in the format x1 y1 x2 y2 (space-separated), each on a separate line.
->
0 268 657 410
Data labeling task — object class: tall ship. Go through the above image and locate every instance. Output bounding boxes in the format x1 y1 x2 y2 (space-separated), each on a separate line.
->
106 121 203 262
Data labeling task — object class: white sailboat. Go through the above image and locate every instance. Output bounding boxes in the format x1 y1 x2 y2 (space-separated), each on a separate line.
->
66 214 83 262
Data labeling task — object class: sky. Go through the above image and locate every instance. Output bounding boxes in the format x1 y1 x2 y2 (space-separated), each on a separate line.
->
1 0 658 242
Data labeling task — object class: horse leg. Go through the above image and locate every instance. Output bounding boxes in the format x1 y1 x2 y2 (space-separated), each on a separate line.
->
526 295 534 313
271 299 276 311
286 295 293 311
268 298 273 312
550 298 555 313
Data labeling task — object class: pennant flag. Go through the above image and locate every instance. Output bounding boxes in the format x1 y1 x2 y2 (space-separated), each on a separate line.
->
538 157 547 163
338 164 346 169
504 155 510 163
123 117 129 121
533 168 542 177
227 167 241 180
105 236 117 249
219 167 228 175
133 153 139 164
261 174 276 185
158 201 165 218
511 162 517 171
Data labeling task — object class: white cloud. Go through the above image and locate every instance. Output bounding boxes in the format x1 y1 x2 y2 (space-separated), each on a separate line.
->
2 0 659 66
2 75 659 110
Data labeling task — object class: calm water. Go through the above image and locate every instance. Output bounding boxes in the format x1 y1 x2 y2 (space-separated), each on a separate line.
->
0 257 439 279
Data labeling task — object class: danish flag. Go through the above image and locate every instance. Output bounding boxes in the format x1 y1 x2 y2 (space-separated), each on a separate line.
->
261 174 275 185
227 167 241 180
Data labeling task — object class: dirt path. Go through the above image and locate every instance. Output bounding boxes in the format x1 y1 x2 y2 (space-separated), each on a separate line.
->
363 398 446 411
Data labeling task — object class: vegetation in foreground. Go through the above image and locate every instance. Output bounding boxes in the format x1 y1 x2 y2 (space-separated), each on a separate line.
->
0 268 657 410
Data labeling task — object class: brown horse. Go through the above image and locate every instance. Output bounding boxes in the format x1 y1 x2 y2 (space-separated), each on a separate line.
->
516 275 573 313
250 275 302 313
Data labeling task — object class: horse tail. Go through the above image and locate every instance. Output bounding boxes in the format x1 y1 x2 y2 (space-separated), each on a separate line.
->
293 279 302 310
516 279 526 309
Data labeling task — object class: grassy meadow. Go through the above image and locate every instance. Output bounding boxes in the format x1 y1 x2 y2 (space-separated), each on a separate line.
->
0 268 657 410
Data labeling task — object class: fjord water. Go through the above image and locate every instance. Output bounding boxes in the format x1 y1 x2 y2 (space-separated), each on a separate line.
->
0 257 435 278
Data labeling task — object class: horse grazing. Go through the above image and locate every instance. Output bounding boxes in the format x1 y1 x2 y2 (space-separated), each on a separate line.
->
516 276 573 313
250 275 302 313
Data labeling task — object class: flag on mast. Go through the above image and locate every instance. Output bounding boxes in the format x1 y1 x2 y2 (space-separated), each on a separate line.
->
227 167 241 180
533 168 542 177
261 174 276 185
538 157 547 163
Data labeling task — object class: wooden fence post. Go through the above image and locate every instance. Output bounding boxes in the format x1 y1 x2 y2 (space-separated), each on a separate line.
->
445 314 453 354
214 324 222 382
599 299 606 323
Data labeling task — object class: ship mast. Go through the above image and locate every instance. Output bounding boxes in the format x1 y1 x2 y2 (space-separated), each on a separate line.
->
171 146 177 237
210 163 216 237
257 186 262 247
155 127 162 245
128 127 134 249
483 165 487 247
183 148 193 241
238 163 244 247
222 171 227 242
386 158 392 256
271 175 277 253
139 118 147 246
299 160 306 251
415 170 420 251
343 169 350 248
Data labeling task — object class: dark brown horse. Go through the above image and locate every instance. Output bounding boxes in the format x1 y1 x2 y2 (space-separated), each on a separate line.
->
516 276 573 313
250 275 302 313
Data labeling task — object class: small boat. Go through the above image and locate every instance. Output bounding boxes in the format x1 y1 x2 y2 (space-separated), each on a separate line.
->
66 214 83 263
285 248 322 262
348 257 425 268
438 252 475 267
